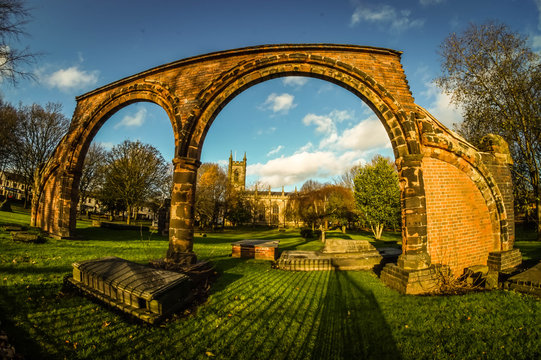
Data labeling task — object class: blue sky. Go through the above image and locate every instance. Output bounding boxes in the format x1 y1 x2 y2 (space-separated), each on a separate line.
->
1 0 540 191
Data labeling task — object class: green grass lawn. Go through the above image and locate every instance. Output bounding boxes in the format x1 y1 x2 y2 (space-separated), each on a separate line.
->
0 207 540 359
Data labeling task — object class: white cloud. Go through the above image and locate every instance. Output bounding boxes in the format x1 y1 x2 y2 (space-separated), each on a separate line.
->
334 117 391 151
419 0 445 5
422 82 463 129
302 113 335 134
350 3 424 31
44 66 99 91
0 46 13 82
303 109 390 151
266 145 283 157
282 77 308 87
261 93 296 113
114 108 147 129
247 150 368 188
302 109 352 135
297 142 313 153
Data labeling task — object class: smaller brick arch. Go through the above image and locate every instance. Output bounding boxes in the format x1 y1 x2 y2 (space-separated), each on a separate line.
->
32 82 181 235
416 106 511 249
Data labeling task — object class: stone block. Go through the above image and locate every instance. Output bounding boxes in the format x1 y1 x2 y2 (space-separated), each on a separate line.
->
231 240 279 261
488 249 522 271
68 256 194 324
11 231 45 243
276 240 382 271
380 263 451 295
505 261 541 296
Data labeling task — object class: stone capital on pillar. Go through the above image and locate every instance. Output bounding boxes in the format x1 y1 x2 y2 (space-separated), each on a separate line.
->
172 156 201 171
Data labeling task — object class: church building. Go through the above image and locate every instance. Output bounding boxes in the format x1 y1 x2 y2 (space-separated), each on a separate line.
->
227 152 294 227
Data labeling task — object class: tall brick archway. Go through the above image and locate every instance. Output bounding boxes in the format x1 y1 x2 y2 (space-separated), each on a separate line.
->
32 44 520 294
31 82 181 237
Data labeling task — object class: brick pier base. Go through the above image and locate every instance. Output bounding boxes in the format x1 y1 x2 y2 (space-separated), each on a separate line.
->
487 249 522 272
380 263 451 295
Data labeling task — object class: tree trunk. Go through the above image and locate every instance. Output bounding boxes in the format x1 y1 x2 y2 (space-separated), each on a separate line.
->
126 205 132 225
371 223 383 240
537 193 541 241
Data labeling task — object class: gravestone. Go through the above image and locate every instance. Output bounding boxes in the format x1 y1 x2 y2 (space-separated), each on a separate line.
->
68 256 193 324
276 239 383 271
506 261 541 296
231 239 279 260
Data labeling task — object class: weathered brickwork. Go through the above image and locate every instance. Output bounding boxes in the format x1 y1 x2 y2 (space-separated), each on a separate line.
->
423 157 494 277
31 44 521 294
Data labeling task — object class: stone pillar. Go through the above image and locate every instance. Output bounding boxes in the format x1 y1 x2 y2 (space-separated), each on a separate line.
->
397 154 431 270
479 134 521 270
166 157 200 265
56 170 78 238
381 154 443 295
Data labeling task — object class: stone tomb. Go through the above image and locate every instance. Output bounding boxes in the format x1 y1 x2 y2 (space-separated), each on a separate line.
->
276 239 383 271
231 239 279 261
68 256 193 324
506 261 541 296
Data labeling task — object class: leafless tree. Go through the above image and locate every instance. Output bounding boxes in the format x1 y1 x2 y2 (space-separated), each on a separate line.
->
0 98 19 172
98 140 169 224
78 142 107 214
12 102 69 207
436 21 541 237
0 0 38 85
194 163 227 228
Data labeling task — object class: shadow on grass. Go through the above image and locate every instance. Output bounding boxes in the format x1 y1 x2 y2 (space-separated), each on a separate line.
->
75 226 167 242
0 302 50 359
311 271 401 360
0 265 71 275
0 283 76 359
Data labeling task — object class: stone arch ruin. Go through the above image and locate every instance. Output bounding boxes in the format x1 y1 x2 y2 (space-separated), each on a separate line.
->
31 44 521 294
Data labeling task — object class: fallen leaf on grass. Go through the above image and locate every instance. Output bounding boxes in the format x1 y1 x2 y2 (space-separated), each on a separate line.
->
206 351 215 357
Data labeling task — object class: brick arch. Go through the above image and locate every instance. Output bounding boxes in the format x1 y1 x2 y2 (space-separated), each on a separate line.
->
181 57 430 270
31 44 519 294
181 56 419 161
69 82 181 169
32 82 180 235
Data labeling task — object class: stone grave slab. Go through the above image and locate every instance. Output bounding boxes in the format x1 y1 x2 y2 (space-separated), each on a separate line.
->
506 261 541 296
67 256 193 324
231 239 279 260
276 239 383 271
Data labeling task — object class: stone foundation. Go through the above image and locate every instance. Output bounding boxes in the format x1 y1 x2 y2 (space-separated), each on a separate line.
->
380 263 451 295
275 239 383 271
487 249 522 271
505 261 541 296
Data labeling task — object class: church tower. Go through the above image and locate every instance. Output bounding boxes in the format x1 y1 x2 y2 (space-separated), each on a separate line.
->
228 151 247 190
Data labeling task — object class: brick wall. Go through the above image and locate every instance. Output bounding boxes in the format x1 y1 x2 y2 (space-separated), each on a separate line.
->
423 157 494 276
